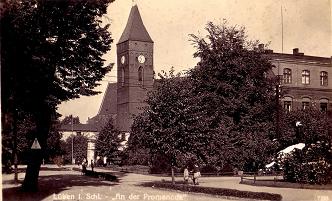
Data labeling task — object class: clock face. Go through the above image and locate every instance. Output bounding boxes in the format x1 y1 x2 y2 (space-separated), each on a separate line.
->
138 55 146 64
121 55 125 64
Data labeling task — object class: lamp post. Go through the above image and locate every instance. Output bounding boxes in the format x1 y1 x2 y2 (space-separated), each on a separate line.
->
276 75 282 138
295 121 303 139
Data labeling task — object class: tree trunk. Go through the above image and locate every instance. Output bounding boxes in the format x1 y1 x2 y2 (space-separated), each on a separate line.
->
22 108 51 191
22 150 43 191
171 166 175 185
13 108 18 182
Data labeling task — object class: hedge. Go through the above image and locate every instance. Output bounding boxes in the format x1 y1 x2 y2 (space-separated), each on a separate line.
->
141 181 282 201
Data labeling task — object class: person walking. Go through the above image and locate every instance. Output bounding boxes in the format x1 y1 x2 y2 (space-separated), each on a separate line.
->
91 159 94 172
81 158 87 175
183 166 189 184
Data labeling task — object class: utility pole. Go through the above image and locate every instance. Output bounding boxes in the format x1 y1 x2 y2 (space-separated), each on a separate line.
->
71 115 74 165
281 4 284 53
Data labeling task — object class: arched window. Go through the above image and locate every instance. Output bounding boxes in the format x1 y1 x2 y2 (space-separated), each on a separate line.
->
283 68 292 84
301 97 311 110
121 68 125 86
283 96 293 112
320 71 328 86
301 70 310 84
138 66 143 84
320 98 329 113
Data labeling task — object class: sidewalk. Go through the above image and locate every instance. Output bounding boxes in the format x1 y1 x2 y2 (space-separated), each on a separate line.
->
88 168 332 201
2 165 236 201
196 176 332 201
89 168 332 201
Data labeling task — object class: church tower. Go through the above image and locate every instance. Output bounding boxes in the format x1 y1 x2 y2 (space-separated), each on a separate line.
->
116 5 154 132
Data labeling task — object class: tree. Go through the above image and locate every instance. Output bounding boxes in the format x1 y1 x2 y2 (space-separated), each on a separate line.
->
130 69 210 183
278 107 330 148
2 113 63 165
277 107 332 184
95 120 122 164
61 115 80 125
1 0 113 191
62 134 88 165
187 20 278 170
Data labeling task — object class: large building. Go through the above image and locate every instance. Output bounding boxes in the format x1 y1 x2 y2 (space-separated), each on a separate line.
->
270 48 332 114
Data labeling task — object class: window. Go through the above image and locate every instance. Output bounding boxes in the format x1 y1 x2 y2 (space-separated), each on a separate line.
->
138 66 143 84
320 103 328 112
320 71 328 86
283 68 292 84
302 97 311 110
302 102 309 110
284 101 292 112
121 68 125 86
302 70 310 84
320 99 329 113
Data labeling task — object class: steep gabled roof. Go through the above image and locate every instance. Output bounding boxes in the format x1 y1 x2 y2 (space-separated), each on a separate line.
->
118 5 153 44
97 83 117 115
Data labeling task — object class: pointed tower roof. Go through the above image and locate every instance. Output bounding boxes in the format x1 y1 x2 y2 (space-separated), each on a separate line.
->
118 5 153 44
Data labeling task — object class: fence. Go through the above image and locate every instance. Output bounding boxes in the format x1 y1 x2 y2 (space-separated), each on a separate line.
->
240 171 284 185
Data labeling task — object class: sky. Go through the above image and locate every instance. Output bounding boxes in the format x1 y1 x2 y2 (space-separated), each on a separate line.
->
57 0 332 123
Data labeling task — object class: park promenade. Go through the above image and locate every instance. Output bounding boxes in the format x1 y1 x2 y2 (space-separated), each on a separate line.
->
2 164 332 201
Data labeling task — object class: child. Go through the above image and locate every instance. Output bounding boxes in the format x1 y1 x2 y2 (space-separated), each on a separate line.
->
193 164 201 185
183 166 189 184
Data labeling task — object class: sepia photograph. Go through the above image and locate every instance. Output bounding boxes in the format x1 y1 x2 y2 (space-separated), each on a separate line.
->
1 0 332 200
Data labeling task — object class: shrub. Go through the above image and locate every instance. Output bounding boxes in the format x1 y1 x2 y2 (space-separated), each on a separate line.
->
280 141 332 184
141 181 282 201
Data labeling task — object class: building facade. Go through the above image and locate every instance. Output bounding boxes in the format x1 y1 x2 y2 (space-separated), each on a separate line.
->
270 48 332 114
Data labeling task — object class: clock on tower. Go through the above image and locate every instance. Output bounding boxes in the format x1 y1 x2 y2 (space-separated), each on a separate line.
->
116 5 154 133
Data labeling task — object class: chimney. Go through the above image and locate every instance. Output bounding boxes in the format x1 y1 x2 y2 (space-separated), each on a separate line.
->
258 44 264 51
293 48 299 55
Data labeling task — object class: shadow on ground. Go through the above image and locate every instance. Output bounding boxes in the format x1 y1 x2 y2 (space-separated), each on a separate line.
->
3 172 127 201
241 178 332 190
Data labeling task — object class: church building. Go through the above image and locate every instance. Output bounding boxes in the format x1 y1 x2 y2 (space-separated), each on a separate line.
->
88 4 154 133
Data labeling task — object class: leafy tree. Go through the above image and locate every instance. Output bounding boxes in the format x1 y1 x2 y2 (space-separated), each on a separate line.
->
61 115 80 125
62 134 88 165
187 20 278 170
2 113 63 164
45 122 64 162
278 107 330 148
130 69 210 183
1 0 113 191
277 107 332 184
95 120 122 163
